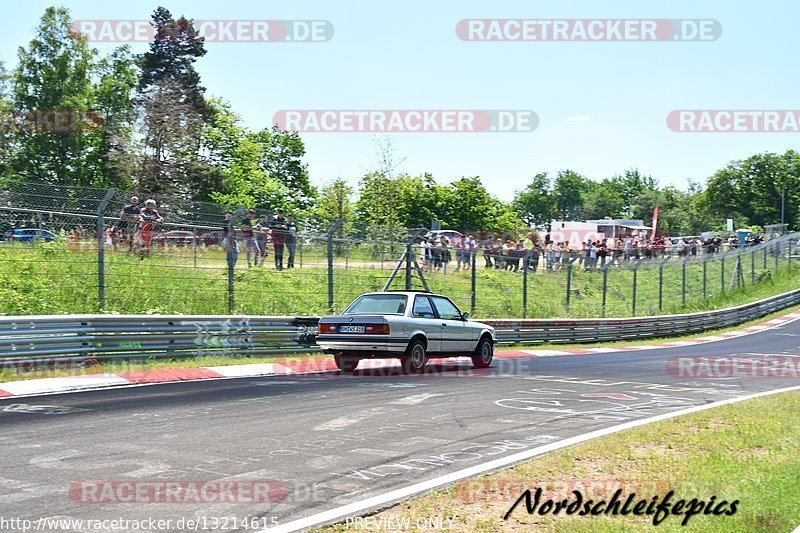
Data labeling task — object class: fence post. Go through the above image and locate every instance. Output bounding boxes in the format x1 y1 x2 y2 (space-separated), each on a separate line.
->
601 264 608 318
681 258 687 306
405 242 413 290
721 256 725 295
96 189 116 312
470 250 477 316
789 238 793 270
632 260 638 316
522 254 528 319
703 260 707 299
764 247 767 269
565 261 573 310
228 207 246 314
775 241 780 272
751 249 755 284
327 219 343 313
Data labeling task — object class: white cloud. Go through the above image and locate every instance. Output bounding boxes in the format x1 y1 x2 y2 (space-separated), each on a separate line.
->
567 115 592 122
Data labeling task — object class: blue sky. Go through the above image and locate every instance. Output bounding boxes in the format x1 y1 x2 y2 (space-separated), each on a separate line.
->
3 1 799 200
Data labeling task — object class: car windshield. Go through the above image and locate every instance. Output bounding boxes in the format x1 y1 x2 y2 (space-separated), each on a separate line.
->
343 294 407 315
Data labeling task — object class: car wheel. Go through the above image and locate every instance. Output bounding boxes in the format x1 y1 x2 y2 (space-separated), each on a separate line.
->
334 355 359 373
402 340 428 374
471 337 493 369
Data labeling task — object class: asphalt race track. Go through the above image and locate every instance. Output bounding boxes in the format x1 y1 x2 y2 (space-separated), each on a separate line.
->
1 320 799 532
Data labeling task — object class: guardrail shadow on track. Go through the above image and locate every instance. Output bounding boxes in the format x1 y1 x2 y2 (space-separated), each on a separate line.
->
1 288 799 367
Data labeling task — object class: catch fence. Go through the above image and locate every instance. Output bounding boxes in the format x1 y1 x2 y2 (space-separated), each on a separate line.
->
0 184 797 319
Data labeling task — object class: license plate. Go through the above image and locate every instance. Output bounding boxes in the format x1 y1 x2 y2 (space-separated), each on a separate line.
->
339 325 365 333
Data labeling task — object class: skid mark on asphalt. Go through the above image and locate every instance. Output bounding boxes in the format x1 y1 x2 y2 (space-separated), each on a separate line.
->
314 407 389 431
389 393 445 405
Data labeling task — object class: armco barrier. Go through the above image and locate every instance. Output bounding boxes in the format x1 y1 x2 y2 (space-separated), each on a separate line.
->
1 288 800 366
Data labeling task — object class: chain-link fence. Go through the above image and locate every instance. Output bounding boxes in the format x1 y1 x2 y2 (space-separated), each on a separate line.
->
1 183 797 318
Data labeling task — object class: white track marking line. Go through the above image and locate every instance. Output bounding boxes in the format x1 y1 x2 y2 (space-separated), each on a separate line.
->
261 385 800 533
389 393 444 405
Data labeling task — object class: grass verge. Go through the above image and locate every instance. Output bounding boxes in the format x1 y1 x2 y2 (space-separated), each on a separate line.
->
318 390 800 532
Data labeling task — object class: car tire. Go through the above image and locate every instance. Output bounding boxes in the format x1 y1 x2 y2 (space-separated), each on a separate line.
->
402 340 428 374
471 337 493 369
334 355 359 373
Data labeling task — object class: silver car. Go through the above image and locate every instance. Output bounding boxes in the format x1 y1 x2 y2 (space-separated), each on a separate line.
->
316 291 496 374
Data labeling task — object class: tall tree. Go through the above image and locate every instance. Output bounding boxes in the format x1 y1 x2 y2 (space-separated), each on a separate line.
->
552 169 590 220
136 7 209 197
12 7 96 185
90 46 138 188
513 172 554 227
251 127 316 210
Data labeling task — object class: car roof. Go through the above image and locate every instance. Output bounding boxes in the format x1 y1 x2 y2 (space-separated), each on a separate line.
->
362 291 440 297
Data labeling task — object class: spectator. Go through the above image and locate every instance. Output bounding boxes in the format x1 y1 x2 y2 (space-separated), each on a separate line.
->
529 241 541 272
117 195 140 252
482 237 494 268
255 214 270 263
545 241 556 271
454 238 466 272
441 236 451 273
222 211 238 268
597 240 608 268
138 199 163 259
285 215 298 268
464 235 476 270
241 209 261 268
270 209 288 270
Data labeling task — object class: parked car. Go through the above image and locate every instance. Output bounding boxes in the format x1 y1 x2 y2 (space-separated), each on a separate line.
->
423 229 464 245
316 290 496 374
3 228 63 242
152 230 197 247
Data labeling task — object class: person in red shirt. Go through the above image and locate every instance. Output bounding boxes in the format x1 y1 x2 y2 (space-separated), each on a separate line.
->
138 199 163 259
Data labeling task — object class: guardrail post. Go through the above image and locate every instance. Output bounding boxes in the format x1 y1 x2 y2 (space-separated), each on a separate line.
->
522 254 528 319
632 260 639 316
601 263 608 317
682 258 687 307
327 219 342 312
565 261 573 310
470 250 477 316
721 256 725 295
96 188 116 312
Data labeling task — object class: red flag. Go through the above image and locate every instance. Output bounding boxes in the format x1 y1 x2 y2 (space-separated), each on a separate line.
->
651 206 659 242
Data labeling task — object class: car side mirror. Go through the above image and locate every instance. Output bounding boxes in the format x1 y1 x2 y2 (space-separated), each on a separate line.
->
462 312 470 321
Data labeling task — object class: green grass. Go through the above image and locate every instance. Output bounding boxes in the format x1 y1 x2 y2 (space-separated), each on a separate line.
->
318 390 800 532
1 241 798 319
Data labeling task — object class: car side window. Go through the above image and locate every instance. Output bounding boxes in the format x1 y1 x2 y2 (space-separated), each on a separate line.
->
431 297 462 320
412 296 436 318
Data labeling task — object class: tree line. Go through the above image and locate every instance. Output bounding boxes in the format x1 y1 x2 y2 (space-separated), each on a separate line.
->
1 7 797 236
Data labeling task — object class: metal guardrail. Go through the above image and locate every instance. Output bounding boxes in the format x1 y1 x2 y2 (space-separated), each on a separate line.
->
2 288 800 367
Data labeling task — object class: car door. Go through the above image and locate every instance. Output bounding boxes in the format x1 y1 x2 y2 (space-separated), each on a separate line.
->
410 295 442 352
429 296 473 353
